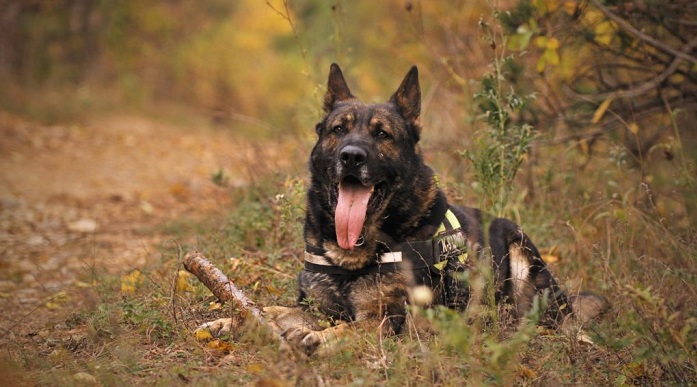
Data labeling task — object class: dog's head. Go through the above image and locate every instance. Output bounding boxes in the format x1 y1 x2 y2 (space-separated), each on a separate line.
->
309 64 426 251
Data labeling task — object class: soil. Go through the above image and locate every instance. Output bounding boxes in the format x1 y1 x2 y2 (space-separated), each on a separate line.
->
0 110 284 356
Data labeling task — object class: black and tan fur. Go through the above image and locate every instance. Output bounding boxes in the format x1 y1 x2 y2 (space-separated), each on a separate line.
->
201 64 606 355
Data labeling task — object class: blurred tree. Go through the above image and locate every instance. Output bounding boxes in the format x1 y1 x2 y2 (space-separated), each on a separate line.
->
501 0 696 161
0 0 308 130
0 0 100 83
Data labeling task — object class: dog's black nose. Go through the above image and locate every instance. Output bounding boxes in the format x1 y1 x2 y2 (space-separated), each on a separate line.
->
339 145 367 168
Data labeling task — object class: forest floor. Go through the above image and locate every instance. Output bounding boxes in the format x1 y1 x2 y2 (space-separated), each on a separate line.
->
0 110 286 383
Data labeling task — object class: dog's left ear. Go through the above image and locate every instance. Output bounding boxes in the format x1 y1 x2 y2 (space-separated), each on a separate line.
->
389 66 421 123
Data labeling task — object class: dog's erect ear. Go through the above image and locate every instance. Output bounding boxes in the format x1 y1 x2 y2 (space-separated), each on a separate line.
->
389 66 421 122
323 63 354 113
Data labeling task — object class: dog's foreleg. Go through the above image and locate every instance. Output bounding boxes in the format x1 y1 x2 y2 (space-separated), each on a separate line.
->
282 321 355 356
196 305 315 340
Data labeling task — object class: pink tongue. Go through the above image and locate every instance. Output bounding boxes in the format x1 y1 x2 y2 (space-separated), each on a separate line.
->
335 182 373 250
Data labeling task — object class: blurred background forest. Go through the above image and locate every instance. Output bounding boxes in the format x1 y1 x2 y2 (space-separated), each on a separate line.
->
1 0 696 384
1 0 695 222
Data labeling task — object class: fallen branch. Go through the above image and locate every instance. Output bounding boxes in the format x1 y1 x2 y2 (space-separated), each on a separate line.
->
183 251 266 325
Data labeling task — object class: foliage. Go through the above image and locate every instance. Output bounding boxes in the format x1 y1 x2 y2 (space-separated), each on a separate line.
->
500 0 696 148
498 0 697 225
463 14 536 215
0 0 308 130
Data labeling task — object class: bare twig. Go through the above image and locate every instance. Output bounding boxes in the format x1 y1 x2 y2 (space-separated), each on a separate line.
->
568 35 697 101
589 0 697 65
169 239 184 325
265 0 306 60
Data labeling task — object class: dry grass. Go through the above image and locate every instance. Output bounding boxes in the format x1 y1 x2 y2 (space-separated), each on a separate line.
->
11 145 697 386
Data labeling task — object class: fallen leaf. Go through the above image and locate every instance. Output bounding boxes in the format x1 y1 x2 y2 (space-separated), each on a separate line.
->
246 362 264 374
518 365 537 379
46 291 69 309
207 339 234 352
541 254 560 263
195 328 213 341
264 284 282 296
592 96 614 124
540 246 562 263
121 270 144 294
628 122 639 135
175 270 194 294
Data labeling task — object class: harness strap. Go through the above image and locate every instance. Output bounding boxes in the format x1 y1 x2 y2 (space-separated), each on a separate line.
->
304 208 467 276
304 251 404 275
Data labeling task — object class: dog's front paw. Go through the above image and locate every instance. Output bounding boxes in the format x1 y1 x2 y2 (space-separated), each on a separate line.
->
195 318 234 339
281 326 323 356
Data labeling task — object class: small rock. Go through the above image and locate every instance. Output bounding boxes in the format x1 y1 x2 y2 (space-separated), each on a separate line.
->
67 219 98 233
26 235 47 247
139 200 154 214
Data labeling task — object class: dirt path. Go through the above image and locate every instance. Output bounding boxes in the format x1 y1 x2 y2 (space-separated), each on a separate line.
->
0 111 283 350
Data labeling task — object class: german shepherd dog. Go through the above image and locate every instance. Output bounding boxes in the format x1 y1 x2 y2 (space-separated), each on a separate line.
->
201 64 606 355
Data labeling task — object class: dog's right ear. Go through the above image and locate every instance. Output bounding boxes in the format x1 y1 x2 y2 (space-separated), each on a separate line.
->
323 63 354 113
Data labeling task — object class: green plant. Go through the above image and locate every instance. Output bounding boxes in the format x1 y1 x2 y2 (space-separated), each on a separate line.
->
463 14 536 217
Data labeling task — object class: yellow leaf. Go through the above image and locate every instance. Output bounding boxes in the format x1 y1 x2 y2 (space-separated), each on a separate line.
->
207 339 234 352
546 37 560 50
534 0 559 13
195 328 214 341
246 363 265 373
594 20 615 46
541 254 561 263
534 36 548 48
175 270 194 294
562 1 577 15
208 301 223 311
592 96 614 124
540 246 562 263
121 270 144 294
518 365 537 379
45 291 69 310
578 139 590 155
543 47 560 66
536 47 560 72
536 56 547 73
628 122 639 135
265 284 282 296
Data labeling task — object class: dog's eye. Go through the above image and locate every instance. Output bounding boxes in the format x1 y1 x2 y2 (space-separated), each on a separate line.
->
375 130 391 139
332 125 346 135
